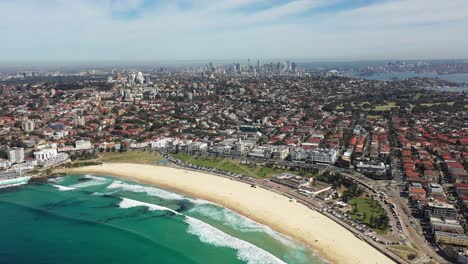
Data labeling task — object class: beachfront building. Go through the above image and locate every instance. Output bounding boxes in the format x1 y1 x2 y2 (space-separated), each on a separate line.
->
8 147 25 164
10 160 36 171
209 144 233 155
130 141 149 149
0 159 11 169
430 217 464 234
187 142 208 153
308 148 337 165
151 138 172 149
435 231 468 246
75 140 93 150
34 148 58 161
290 148 338 164
425 202 458 220
40 153 69 167
271 146 290 160
290 148 309 161
248 146 272 159
271 173 311 189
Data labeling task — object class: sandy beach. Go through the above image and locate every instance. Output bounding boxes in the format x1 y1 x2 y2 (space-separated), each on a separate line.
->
66 163 394 264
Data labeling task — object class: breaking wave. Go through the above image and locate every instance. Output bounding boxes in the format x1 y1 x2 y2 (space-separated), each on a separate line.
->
107 180 185 200
47 177 63 183
52 185 77 191
189 204 297 248
119 197 180 215
185 216 286 264
117 197 285 264
71 175 110 188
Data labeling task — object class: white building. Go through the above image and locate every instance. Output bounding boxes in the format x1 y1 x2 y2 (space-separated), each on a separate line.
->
248 146 272 159
21 120 35 132
130 141 149 149
41 153 69 168
271 146 290 160
342 149 353 162
51 130 69 140
8 147 25 164
0 159 11 169
136 72 145 84
356 161 387 174
290 148 308 161
188 142 208 152
209 144 232 154
75 140 93 150
10 160 36 171
34 148 58 161
151 138 176 149
308 148 337 164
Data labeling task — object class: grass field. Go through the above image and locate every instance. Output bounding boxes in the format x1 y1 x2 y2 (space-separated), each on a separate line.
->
335 101 398 112
372 101 397 111
255 166 285 177
367 115 383 120
99 151 162 165
420 102 454 107
172 153 286 178
348 197 388 234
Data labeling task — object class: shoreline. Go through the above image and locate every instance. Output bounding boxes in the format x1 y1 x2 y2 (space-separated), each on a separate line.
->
61 163 395 264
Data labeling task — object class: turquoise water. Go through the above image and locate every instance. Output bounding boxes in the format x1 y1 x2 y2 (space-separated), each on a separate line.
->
0 174 323 264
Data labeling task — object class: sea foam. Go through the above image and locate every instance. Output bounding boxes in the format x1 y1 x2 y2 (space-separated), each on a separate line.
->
190 198 215 206
52 185 77 191
107 180 185 200
119 197 180 215
116 196 286 263
189 205 298 248
185 216 286 264
47 177 63 183
70 175 110 188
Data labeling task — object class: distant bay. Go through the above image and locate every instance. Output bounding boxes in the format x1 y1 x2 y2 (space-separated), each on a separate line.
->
352 71 468 84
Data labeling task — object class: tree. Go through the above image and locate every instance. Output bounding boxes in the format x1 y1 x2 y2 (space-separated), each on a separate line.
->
407 254 417 261
0 149 7 159
369 215 375 227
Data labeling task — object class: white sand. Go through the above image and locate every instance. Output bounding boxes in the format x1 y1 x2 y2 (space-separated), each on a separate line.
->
67 163 394 264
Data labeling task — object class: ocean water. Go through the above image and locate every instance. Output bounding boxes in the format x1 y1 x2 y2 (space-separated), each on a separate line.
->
0 174 324 264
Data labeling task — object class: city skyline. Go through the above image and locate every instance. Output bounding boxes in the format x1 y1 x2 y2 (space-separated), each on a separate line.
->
2 0 468 62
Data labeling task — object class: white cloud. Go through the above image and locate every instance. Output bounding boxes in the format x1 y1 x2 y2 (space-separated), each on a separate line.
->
0 0 467 61
111 0 145 11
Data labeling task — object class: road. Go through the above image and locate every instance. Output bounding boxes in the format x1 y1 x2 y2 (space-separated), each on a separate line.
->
328 167 449 263
166 152 448 263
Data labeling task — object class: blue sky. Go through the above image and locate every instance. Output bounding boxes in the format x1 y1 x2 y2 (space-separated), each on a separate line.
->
1 0 468 62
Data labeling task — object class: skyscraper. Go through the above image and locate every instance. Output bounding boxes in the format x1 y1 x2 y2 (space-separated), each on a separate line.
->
136 72 145 84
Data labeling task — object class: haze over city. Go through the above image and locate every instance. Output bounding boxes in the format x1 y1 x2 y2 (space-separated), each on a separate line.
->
2 0 468 62
2 1 468 264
